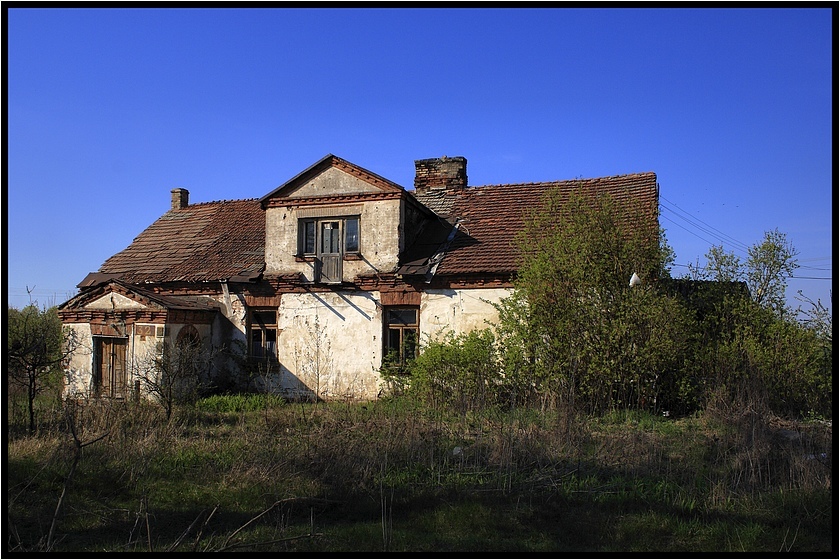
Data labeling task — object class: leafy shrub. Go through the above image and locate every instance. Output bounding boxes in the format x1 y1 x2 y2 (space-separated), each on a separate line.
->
407 329 501 414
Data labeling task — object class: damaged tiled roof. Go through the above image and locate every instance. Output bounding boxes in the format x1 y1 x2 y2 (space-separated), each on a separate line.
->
409 172 658 277
91 198 265 285
411 189 457 217
60 280 224 311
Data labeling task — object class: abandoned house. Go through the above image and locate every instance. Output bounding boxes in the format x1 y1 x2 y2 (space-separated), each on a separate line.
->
58 155 659 401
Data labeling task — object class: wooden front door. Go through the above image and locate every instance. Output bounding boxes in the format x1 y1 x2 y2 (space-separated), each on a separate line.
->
95 337 128 398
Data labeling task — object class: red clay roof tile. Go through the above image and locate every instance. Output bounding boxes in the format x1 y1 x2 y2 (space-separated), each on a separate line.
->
95 198 265 284
413 172 658 276
85 169 657 289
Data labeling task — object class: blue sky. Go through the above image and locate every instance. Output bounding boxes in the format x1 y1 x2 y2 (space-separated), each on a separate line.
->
6 7 835 314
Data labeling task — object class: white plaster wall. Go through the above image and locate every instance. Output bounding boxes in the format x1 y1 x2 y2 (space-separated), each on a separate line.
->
63 323 95 397
286 167 381 197
63 287 514 402
130 327 166 395
210 292 247 351
63 319 220 400
419 288 512 344
276 291 383 400
85 292 146 309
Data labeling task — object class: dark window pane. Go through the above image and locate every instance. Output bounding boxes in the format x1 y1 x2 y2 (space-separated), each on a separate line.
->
253 311 276 327
304 221 316 254
403 329 418 359
345 218 359 253
264 329 277 358
388 309 418 326
331 227 341 252
388 328 402 352
250 329 264 358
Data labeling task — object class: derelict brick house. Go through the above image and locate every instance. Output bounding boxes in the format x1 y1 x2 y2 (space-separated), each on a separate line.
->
59 155 659 401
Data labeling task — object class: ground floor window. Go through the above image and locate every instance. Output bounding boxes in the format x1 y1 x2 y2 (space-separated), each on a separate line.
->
93 336 128 398
249 309 278 366
384 307 419 367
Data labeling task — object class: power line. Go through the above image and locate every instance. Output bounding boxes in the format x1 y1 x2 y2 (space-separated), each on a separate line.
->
790 276 834 281
659 196 751 251
660 215 722 250
671 263 832 281
659 198 832 277
798 266 832 271
659 196 751 253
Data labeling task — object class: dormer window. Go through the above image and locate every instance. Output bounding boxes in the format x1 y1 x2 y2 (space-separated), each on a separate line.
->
299 217 360 257
298 216 360 284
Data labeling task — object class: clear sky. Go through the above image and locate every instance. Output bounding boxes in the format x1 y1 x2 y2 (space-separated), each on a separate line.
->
6 6 835 314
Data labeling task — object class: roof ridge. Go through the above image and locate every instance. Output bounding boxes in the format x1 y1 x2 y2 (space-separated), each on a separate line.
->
180 197 260 207
471 171 656 190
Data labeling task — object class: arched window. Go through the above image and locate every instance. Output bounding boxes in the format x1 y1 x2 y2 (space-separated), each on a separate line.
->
176 324 201 349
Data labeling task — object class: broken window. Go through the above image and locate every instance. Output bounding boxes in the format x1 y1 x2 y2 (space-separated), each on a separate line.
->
249 309 278 364
384 307 419 367
93 336 128 398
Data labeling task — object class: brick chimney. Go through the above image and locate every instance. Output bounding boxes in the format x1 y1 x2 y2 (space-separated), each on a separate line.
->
171 188 189 210
414 156 467 194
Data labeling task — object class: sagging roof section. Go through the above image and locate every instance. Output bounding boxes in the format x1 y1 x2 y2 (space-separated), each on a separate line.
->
86 198 265 286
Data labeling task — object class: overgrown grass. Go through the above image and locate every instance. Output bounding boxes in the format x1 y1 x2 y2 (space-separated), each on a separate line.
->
7 395 833 553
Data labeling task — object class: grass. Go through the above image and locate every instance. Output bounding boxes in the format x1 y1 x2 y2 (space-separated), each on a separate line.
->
6 394 833 553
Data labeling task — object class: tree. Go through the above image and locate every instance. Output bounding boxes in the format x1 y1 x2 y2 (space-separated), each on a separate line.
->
494 188 691 413
700 245 744 283
698 230 798 316
690 231 831 418
796 289 832 346
745 229 798 316
135 327 214 419
407 329 500 413
7 303 79 433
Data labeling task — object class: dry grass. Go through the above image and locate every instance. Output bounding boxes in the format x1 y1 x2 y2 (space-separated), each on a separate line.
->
6 396 833 553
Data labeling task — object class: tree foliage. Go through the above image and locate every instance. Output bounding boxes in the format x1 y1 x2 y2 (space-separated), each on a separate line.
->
493 189 692 414
692 236 831 418
7 304 79 433
745 229 799 316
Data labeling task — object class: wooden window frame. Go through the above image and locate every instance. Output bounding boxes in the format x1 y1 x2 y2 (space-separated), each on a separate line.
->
298 216 361 258
248 309 278 365
383 306 420 368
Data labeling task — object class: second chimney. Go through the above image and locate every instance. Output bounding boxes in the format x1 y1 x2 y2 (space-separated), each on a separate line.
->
414 156 467 194
171 188 189 210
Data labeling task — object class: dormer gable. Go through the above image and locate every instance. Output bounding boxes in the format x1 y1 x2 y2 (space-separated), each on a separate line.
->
59 281 221 315
261 155 433 284
85 291 149 310
260 154 406 208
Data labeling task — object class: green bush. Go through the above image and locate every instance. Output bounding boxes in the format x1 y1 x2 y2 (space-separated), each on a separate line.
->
407 329 501 414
